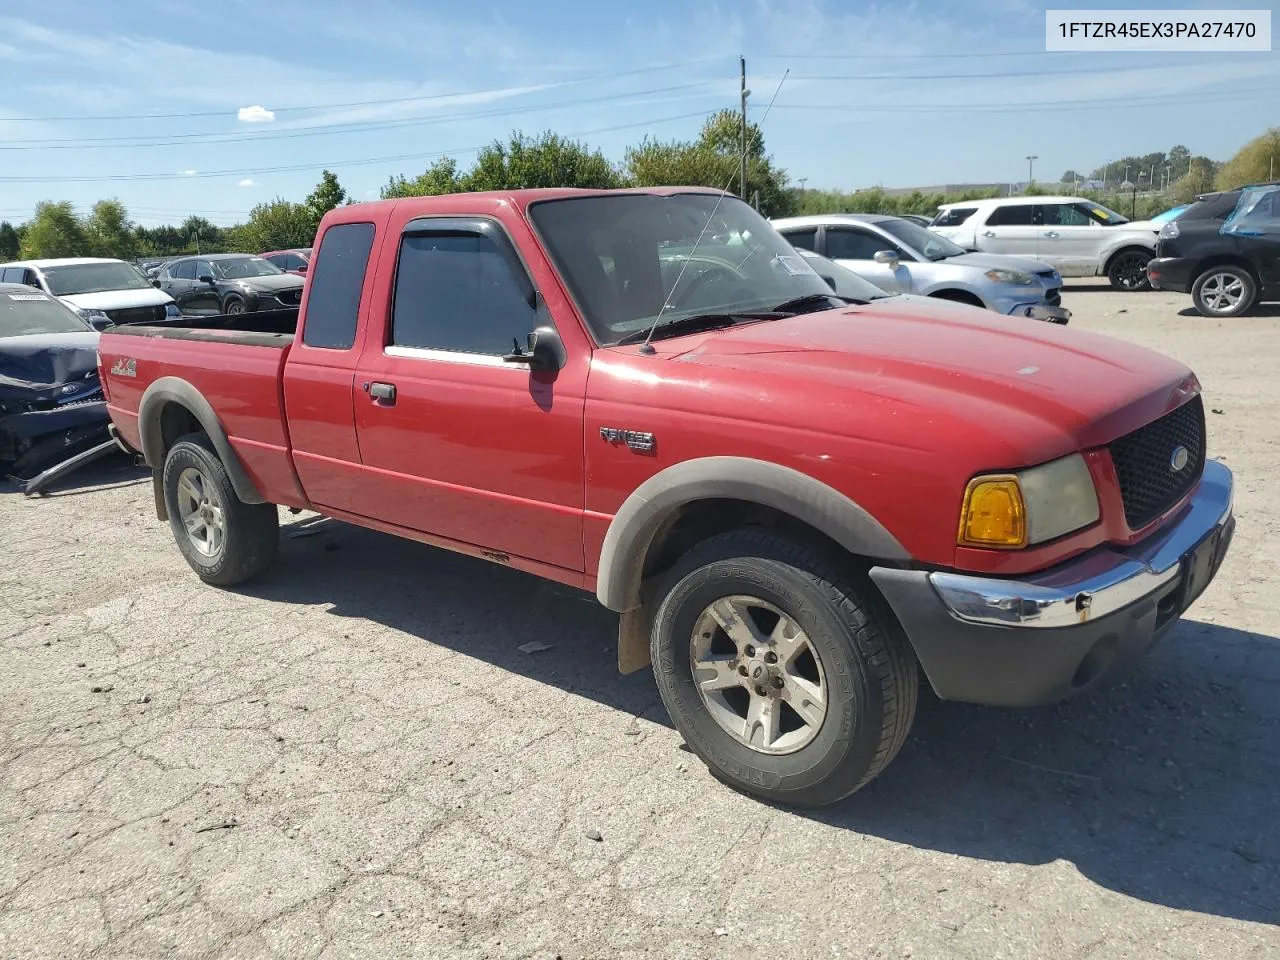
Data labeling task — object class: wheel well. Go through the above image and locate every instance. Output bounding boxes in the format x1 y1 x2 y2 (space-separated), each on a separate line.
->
929 289 984 308
1103 245 1154 273
1193 255 1258 286
639 499 867 589
157 401 202 460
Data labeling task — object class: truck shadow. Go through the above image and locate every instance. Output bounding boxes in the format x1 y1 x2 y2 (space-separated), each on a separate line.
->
1177 304 1280 319
249 515 1280 928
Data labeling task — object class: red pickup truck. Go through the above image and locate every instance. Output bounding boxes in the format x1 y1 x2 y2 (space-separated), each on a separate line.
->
98 188 1235 806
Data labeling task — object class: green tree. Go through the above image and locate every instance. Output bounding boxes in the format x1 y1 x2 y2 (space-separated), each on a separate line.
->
626 110 794 217
381 157 463 199
1172 157 1218 202
1216 128 1280 190
1060 169 1080 184
18 201 87 259
464 131 621 191
306 169 347 223
180 215 221 252
238 199 315 252
84 199 137 260
0 220 19 260
1167 145 1191 181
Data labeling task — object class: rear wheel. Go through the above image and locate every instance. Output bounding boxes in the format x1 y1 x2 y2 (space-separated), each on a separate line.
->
649 530 918 807
1106 249 1153 291
1192 266 1257 318
162 433 278 585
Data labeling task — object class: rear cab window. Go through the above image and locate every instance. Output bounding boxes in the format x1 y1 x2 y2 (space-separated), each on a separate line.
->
932 207 976 227
301 222 376 349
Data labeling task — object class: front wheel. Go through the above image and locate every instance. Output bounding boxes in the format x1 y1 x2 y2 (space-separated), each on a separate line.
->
223 296 246 316
1107 249 1152 291
1192 266 1257 318
650 531 918 807
162 433 279 585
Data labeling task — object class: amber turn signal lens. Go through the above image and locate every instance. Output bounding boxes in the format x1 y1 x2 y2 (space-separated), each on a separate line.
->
958 476 1027 548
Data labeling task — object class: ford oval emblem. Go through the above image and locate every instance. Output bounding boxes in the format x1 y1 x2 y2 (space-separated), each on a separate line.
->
1170 445 1190 472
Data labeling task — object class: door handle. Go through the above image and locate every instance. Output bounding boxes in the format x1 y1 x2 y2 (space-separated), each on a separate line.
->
982 231 997 237
1044 231 1060 238
366 381 397 404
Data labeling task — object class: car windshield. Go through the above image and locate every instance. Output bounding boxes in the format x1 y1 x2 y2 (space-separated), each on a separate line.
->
878 219 966 261
42 262 152 295
0 293 90 337
1081 202 1130 225
796 250 889 301
529 193 835 344
213 257 284 279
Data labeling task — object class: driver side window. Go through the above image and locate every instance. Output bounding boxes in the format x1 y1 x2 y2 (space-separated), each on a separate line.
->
825 228 893 261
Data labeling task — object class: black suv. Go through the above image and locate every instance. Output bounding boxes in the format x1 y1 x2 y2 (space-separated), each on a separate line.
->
156 254 304 316
1147 184 1280 317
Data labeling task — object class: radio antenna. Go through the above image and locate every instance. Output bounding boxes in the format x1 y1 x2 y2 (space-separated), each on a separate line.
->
638 67 790 354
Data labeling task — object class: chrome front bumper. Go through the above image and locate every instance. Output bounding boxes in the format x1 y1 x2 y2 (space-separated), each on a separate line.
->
931 459 1233 629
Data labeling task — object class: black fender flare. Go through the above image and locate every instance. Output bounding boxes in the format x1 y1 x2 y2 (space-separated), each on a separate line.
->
137 376 266 505
595 456 910 612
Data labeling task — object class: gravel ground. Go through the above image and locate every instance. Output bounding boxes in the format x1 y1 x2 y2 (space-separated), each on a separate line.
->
2 279 1277 960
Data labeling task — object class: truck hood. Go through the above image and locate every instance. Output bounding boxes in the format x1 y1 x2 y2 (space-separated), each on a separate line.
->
660 299 1194 461
60 288 174 310
939 252 1056 274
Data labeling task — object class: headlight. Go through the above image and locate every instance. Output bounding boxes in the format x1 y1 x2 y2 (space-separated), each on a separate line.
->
75 307 110 321
984 268 1035 285
958 453 1099 549
1159 220 1179 240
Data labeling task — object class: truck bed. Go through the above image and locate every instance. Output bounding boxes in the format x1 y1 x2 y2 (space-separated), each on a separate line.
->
106 307 299 348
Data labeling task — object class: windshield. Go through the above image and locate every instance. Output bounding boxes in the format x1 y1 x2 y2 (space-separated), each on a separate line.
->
42 262 152 295
529 193 835 344
878 219 966 261
212 257 285 279
0 292 91 337
1083 202 1129 225
797 250 889 301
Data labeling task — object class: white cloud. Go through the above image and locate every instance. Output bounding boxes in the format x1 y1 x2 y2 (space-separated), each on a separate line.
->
237 104 275 123
180 169 197 176
237 178 257 187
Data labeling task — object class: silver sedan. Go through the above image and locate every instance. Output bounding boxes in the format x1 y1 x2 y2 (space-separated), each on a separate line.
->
772 213 1070 322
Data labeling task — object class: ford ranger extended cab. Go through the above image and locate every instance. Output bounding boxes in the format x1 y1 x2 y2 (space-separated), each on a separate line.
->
97 188 1235 807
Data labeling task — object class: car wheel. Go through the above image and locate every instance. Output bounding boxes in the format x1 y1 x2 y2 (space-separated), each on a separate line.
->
649 530 918 807
1192 266 1257 318
163 433 279 586
223 296 246 315
1106 249 1152 291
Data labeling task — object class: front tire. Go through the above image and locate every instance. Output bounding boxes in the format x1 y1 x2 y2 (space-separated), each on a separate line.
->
1192 265 1257 318
162 433 278 586
1106 249 1153 291
223 296 246 316
650 531 917 807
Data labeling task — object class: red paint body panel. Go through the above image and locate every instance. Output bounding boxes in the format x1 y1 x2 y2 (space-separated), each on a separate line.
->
99 187 1205 585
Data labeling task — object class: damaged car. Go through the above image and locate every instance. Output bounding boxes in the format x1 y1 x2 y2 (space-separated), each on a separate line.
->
0 283 117 493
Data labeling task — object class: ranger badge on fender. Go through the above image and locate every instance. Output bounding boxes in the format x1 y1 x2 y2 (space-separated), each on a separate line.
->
600 427 656 453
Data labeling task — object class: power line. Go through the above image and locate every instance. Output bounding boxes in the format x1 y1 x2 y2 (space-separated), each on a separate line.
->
757 50 1091 60
0 83 719 150
0 109 717 183
790 64 1274 80
0 59 722 123
764 87 1276 114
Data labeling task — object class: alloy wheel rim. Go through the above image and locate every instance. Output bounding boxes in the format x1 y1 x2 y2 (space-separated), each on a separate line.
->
176 466 225 558
689 594 829 755
1200 273 1245 313
1115 253 1148 289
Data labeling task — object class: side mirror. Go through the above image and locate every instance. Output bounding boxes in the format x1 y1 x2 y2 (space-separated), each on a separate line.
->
87 315 113 331
198 274 215 285
820 274 837 291
873 250 900 265
296 264 308 275
151 279 161 288
503 325 567 374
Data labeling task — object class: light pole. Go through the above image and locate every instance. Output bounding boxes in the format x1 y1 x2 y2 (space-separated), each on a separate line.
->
1026 155 1038 188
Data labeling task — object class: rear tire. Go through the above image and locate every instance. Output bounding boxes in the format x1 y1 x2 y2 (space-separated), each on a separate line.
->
162 433 278 586
649 530 917 807
1192 265 1257 318
1106 249 1152 291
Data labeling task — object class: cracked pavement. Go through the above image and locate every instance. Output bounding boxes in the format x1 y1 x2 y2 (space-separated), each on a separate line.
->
2 280 1278 959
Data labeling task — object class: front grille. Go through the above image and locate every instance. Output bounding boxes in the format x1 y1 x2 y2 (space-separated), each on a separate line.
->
1109 395 1206 530
275 288 303 306
1045 287 1062 306
106 304 166 325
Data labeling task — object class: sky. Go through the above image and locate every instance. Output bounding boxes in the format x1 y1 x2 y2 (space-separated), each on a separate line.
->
0 0 1275 227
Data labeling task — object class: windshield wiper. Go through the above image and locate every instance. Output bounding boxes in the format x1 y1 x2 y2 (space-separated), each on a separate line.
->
770 292 867 314
614 312 776 346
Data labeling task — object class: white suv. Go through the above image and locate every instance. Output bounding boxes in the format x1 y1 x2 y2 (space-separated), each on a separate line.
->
929 196 1160 291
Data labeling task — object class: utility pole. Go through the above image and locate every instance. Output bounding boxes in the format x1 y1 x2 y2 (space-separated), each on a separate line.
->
1026 155 1038 187
739 56 749 200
